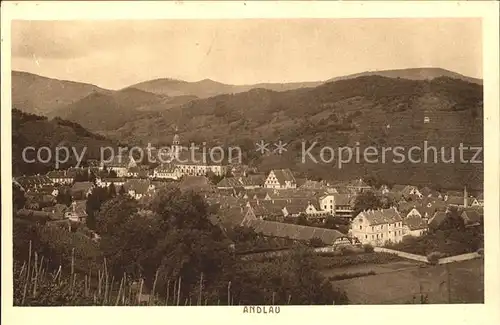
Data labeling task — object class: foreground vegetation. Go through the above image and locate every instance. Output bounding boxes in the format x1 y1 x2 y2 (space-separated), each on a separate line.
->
312 252 403 270
386 227 483 257
13 188 348 306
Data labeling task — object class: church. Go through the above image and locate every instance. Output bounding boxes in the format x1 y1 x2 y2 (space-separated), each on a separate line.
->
155 133 229 177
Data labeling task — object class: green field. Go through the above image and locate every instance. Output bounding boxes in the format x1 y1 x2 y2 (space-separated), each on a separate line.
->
329 258 484 304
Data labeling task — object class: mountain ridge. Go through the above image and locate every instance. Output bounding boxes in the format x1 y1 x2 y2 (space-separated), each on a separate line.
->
327 67 482 85
106 74 483 190
11 69 483 189
12 70 111 116
12 67 482 117
12 109 120 176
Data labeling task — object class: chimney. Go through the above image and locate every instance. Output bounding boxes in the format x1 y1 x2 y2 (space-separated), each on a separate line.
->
464 186 468 208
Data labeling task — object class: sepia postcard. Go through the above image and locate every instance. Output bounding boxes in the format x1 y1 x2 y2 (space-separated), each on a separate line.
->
1 1 499 325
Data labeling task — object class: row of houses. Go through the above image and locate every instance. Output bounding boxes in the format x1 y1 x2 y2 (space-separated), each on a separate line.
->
208 178 484 247
379 184 483 207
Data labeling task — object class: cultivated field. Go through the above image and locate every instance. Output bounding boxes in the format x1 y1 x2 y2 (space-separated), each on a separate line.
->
330 258 484 304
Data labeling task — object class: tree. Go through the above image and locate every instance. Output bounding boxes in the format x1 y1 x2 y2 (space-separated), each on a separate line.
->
324 215 349 229
86 187 111 230
309 237 325 248
206 171 223 185
108 169 118 178
438 206 465 231
118 185 126 196
230 225 258 243
74 170 91 182
380 195 395 209
363 243 374 253
13 182 26 211
108 182 117 198
98 190 234 297
222 246 349 305
56 188 72 206
296 213 309 226
149 187 212 230
214 100 228 117
353 191 383 216
363 175 384 189
97 196 139 236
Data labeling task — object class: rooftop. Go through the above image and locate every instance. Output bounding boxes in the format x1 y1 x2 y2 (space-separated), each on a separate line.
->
358 208 403 225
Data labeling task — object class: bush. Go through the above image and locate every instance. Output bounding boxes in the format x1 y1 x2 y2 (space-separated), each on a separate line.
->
363 244 374 253
313 252 403 269
340 245 363 256
426 251 444 265
315 250 343 257
309 237 326 248
388 227 484 257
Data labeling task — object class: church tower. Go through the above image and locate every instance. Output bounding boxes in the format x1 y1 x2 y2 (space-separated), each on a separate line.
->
172 133 181 160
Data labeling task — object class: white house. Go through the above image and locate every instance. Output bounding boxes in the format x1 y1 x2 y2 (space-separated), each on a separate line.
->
350 208 404 246
318 194 335 214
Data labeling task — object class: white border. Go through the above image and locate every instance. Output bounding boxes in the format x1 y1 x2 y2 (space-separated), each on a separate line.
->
2 2 499 325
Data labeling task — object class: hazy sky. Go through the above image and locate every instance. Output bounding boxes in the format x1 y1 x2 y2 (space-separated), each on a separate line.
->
11 19 482 90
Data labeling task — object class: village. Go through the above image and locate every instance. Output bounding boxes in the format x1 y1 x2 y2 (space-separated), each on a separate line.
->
13 134 484 252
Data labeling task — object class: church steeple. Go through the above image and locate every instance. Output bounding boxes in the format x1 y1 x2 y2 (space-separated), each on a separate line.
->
172 126 180 160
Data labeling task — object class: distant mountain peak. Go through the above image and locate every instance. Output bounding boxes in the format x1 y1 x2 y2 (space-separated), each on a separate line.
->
327 67 482 85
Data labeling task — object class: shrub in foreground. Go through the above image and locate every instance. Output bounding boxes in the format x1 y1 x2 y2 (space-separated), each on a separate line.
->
426 251 444 265
363 244 374 253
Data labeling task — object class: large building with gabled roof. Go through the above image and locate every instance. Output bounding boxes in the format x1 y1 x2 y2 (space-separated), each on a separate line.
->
264 169 297 189
350 207 404 246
